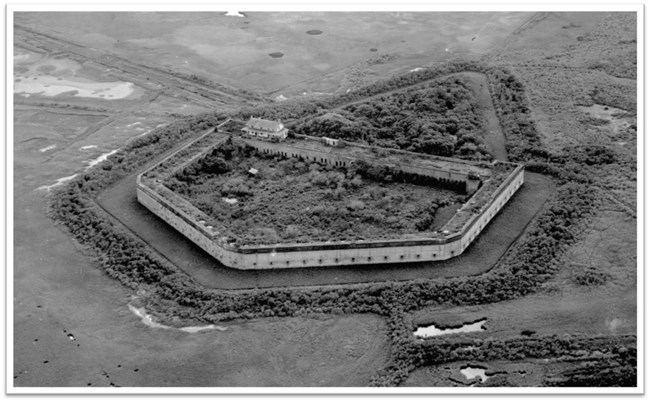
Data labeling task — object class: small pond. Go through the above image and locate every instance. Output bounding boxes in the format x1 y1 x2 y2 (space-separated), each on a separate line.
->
461 366 491 383
413 318 486 338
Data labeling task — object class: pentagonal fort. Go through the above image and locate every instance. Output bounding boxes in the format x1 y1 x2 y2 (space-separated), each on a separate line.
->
136 117 524 269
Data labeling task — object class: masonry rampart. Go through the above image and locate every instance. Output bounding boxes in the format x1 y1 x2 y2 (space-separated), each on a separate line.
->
241 135 488 194
136 132 525 270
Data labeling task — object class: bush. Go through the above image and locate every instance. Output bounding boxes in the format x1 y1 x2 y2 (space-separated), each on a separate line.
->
571 266 611 286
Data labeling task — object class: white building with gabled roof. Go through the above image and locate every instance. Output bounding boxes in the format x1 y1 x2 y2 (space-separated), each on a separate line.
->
242 117 288 141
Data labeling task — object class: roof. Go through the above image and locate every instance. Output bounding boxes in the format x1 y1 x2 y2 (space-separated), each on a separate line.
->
245 117 284 132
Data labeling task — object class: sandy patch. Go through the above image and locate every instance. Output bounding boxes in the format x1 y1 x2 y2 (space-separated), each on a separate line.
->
15 75 135 99
128 304 227 333
36 174 78 192
577 103 634 133
14 50 44 65
135 130 151 138
14 52 138 100
85 149 119 169
39 145 57 153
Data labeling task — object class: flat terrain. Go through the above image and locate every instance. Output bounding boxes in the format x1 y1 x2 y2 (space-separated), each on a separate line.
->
402 197 637 387
16 12 533 96
13 11 637 388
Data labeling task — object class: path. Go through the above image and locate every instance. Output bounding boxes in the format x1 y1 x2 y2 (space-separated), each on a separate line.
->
458 72 509 160
599 188 636 218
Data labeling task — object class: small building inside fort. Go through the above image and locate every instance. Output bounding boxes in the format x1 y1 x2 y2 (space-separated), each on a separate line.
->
241 117 288 141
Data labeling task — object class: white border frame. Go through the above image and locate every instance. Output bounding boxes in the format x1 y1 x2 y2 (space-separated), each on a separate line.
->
5 1 645 396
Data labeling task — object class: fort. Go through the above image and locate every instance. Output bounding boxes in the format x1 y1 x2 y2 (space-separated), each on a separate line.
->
136 121 524 270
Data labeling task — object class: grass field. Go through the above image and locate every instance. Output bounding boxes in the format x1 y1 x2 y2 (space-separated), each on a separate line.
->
15 12 533 96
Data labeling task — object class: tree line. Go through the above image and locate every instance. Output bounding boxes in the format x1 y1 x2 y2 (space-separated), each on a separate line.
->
291 76 492 161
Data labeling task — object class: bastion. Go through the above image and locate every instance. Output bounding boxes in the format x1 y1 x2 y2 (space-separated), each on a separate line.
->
136 127 524 270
